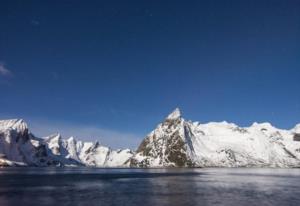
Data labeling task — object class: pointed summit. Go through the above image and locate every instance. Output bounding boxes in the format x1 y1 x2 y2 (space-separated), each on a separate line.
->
45 133 62 142
293 124 300 134
0 119 28 133
166 108 181 120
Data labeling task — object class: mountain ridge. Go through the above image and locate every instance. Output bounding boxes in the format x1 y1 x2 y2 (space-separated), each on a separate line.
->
130 108 300 168
1 109 300 167
0 119 133 167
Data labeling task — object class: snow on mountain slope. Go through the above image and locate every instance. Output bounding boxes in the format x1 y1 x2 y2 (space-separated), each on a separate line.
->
43 134 134 167
130 108 194 167
0 119 133 167
1 110 299 168
131 108 300 168
0 119 55 167
0 119 28 133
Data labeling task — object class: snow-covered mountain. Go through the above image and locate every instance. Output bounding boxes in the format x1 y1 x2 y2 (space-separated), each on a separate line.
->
0 119 133 167
44 133 133 167
130 108 300 168
1 109 300 168
0 119 55 166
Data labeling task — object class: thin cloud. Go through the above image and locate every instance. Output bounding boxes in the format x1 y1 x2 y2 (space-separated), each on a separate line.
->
0 62 13 77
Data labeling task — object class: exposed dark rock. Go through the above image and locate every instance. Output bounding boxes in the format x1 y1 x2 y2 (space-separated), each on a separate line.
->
294 134 300 141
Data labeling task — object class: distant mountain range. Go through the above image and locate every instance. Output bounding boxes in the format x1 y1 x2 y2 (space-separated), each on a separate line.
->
1 109 300 167
0 119 133 167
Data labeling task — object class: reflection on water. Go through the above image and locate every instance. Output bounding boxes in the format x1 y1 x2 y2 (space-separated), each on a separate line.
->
0 168 300 206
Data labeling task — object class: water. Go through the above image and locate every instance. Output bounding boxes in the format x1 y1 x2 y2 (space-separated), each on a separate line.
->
0 168 300 206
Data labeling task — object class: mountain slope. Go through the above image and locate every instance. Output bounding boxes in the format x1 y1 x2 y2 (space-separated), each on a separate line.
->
131 108 300 168
130 108 194 167
1 110 300 168
0 119 55 166
44 134 133 167
0 119 133 167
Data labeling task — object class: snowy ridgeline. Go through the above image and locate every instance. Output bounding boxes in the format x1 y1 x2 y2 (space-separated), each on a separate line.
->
0 119 133 167
1 109 300 168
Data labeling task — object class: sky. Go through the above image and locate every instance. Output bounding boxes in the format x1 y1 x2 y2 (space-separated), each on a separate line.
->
0 0 300 149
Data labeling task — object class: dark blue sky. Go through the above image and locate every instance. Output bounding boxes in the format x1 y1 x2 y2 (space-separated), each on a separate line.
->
0 0 299 148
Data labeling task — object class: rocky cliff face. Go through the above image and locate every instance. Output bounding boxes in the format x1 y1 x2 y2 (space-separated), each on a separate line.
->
131 108 300 168
130 108 194 167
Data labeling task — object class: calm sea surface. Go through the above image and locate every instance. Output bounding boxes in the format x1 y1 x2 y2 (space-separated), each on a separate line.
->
0 167 299 206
